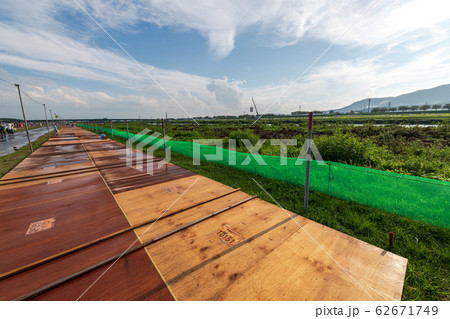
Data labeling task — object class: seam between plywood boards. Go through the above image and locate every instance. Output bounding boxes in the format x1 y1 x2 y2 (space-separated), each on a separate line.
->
142 244 178 301
81 144 134 227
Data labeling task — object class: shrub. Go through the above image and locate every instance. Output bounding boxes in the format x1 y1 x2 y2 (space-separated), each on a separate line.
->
314 130 381 165
172 130 203 141
228 129 260 148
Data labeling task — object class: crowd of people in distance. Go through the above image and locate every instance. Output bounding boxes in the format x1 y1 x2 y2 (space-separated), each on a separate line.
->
1 121 57 140
0 121 41 139
0 121 18 138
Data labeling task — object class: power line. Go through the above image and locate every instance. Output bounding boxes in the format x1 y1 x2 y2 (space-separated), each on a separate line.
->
0 76 44 106
0 76 15 86
19 88 44 106
1 76 56 124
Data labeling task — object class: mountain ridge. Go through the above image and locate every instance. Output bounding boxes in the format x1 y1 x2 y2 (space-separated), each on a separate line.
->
335 84 450 113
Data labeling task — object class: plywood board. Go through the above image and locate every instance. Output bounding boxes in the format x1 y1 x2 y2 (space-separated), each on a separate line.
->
31 249 174 301
0 172 102 209
216 220 407 300
146 198 407 301
0 127 179 301
115 176 237 225
0 232 138 300
0 184 130 275
134 191 252 242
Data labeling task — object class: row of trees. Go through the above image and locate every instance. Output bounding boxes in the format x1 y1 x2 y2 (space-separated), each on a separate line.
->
371 103 450 113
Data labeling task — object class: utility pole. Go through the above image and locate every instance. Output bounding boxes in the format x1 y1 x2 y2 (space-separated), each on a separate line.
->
368 98 371 113
14 84 33 152
49 109 54 125
43 104 50 135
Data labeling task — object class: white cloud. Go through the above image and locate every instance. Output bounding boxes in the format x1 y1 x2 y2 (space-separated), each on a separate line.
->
248 47 450 112
0 20 245 115
206 77 244 108
311 0 450 51
0 68 242 119
3 1 450 59
68 0 450 56
1 0 450 119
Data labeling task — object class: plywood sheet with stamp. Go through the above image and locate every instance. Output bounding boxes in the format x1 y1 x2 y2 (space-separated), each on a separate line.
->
214 225 245 247
26 218 56 235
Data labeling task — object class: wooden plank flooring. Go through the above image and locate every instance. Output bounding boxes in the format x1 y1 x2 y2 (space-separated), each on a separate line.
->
0 126 407 301
0 127 175 300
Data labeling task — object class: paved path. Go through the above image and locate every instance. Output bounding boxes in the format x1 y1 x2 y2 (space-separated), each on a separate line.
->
0 126 54 156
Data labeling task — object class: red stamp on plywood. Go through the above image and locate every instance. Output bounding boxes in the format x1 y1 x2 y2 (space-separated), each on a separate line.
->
214 225 245 247
26 218 56 235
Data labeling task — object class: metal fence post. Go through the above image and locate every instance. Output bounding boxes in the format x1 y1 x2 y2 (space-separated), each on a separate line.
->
162 118 167 159
304 112 313 214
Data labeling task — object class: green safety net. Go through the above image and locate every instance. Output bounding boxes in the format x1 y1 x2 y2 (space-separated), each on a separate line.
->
78 124 450 229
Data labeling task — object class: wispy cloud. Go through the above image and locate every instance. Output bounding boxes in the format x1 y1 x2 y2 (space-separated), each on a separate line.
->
1 0 450 118
246 46 450 113
69 0 450 57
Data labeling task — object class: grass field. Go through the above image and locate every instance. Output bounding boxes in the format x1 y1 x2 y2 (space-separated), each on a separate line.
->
96 114 450 181
86 123 449 301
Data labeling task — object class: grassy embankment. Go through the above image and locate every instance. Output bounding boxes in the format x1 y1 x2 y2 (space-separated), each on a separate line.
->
0 130 56 178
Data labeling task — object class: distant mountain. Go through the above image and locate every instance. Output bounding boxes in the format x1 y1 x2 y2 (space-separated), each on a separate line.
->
335 84 450 113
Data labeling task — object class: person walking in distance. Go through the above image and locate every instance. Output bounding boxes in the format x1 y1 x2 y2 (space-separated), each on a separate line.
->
6 122 14 135
0 122 6 139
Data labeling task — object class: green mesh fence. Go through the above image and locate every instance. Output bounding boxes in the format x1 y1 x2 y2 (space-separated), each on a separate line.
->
78 124 450 229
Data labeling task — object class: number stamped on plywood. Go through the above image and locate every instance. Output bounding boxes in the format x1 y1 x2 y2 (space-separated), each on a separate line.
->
214 225 245 247
26 217 56 235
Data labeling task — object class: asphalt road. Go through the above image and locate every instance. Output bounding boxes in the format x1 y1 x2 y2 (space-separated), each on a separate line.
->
0 126 54 156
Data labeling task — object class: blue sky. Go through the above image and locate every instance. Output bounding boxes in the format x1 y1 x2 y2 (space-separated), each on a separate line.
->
1 0 450 119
